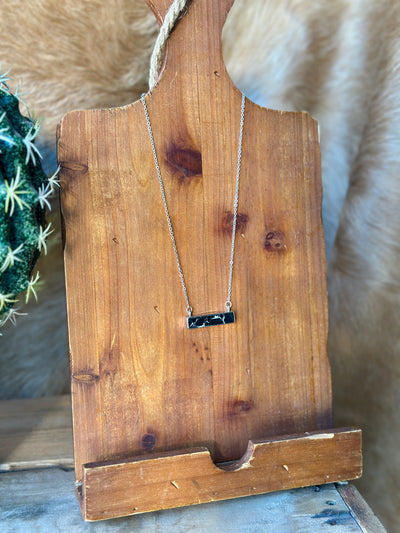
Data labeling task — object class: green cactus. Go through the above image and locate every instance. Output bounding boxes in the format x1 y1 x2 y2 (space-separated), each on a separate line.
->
0 71 58 329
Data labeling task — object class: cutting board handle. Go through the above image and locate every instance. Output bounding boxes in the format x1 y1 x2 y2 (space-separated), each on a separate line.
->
146 0 235 26
146 0 236 88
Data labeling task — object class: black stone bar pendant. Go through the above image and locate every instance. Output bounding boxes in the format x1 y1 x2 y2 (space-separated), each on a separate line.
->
187 311 235 329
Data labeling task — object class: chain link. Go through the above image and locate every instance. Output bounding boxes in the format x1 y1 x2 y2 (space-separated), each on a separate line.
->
226 93 246 311
141 94 246 317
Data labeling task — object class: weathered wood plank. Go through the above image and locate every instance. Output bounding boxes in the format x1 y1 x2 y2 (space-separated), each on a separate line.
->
0 467 378 532
80 428 361 521
0 395 73 471
337 484 387 533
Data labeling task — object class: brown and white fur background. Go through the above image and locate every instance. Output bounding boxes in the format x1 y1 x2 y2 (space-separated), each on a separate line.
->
1 0 399 529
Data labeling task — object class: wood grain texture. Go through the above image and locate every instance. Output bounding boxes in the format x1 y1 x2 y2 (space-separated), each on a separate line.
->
337 484 387 533
58 0 337 517
79 428 361 521
0 395 73 471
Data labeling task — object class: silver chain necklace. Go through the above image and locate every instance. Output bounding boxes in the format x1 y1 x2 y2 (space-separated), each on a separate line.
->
141 94 246 329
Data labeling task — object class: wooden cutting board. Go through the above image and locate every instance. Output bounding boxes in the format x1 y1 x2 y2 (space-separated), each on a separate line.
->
57 0 360 521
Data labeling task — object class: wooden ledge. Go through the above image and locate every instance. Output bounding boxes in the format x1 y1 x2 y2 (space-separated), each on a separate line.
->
79 427 362 521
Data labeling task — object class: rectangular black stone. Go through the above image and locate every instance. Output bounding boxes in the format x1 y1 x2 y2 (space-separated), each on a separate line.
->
187 311 235 329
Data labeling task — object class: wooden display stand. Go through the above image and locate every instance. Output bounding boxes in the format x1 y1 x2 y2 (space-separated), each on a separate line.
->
58 0 362 522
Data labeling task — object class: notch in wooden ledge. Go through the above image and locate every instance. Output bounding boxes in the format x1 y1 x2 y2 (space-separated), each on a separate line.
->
78 428 362 521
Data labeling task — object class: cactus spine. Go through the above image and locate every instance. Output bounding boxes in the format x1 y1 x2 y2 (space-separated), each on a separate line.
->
0 71 58 329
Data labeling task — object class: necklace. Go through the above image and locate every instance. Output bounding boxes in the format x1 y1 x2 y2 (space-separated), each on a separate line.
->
141 94 246 329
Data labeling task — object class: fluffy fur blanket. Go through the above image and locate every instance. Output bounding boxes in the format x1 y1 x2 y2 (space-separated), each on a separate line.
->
1 0 399 528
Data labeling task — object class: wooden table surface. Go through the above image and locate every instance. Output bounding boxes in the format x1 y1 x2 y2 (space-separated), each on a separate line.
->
0 468 381 533
0 396 386 532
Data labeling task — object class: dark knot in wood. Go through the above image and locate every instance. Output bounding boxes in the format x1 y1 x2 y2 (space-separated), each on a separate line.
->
264 230 286 252
221 211 249 235
166 144 202 183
